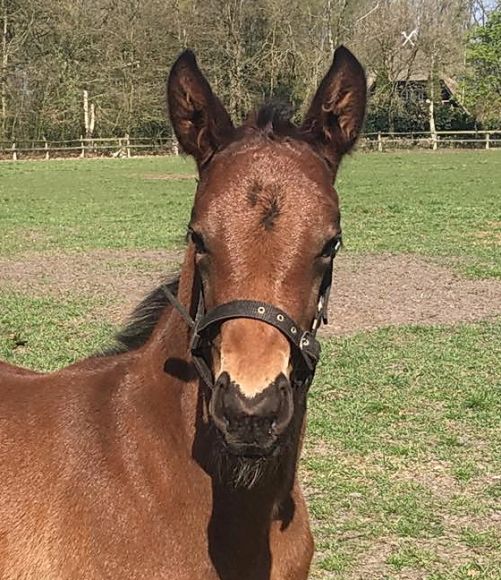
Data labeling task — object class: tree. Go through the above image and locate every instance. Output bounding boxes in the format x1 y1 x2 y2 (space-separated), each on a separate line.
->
0 0 495 142
463 6 501 126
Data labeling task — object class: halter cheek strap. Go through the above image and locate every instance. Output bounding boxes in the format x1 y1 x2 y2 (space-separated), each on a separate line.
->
161 244 339 390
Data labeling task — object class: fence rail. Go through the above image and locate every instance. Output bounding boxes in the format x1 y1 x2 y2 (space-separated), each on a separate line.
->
360 130 501 152
1 130 500 160
0 135 177 161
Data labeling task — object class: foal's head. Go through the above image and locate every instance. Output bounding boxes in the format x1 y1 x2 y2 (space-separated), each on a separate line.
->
168 47 366 459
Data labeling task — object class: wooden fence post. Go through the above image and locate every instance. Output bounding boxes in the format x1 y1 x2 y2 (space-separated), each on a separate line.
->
377 132 383 152
11 141 16 161
431 132 438 151
43 136 49 160
80 135 85 158
125 133 131 158
486 133 490 150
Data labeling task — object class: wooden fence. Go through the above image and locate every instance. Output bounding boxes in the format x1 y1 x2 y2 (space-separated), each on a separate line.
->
0 135 177 161
1 130 500 160
360 130 501 152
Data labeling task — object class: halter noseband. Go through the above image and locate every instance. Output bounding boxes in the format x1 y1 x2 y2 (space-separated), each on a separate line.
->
161 240 339 390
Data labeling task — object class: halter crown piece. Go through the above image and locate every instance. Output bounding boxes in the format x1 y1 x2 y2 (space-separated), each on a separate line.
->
162 240 340 390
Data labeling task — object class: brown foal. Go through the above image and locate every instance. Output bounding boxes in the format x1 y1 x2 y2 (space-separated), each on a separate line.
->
0 46 366 579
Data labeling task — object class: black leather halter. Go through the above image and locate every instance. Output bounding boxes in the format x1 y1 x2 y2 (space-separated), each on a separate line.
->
161 240 340 390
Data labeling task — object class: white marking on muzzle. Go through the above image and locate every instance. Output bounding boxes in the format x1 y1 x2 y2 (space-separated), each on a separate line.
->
218 350 291 397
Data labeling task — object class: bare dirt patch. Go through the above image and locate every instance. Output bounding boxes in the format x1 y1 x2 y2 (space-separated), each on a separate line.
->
1 251 499 333
342 540 398 580
323 253 501 336
0 249 182 323
391 460 460 500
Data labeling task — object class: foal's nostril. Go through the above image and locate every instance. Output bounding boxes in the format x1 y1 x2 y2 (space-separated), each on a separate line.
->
209 372 232 432
214 371 230 393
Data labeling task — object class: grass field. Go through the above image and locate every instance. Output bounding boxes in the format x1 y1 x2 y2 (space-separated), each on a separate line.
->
1 151 500 276
0 151 500 578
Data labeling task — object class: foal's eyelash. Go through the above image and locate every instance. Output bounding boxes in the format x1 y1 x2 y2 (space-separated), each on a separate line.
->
186 226 208 254
319 236 343 258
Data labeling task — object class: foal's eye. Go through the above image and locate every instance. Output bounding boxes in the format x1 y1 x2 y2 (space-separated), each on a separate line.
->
189 229 208 255
319 236 342 259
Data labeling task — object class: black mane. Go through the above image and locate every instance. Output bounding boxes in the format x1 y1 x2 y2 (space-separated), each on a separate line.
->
240 102 300 140
253 102 295 130
101 275 179 356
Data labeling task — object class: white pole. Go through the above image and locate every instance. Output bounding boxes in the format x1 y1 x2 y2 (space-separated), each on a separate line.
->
83 90 89 137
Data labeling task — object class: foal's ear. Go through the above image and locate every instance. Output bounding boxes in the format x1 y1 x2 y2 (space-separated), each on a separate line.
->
301 46 366 167
167 50 234 169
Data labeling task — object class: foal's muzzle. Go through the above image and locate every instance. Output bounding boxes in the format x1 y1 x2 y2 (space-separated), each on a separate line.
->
189 300 321 456
209 372 293 456
160 269 337 454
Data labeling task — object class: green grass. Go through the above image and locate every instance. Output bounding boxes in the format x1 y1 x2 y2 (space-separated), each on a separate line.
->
338 151 501 279
0 150 500 277
0 290 113 370
0 152 500 578
305 322 501 578
0 157 195 254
